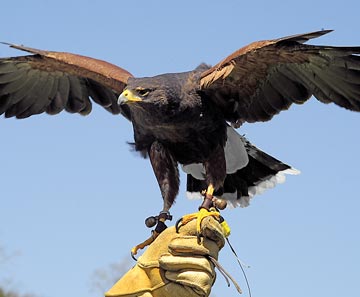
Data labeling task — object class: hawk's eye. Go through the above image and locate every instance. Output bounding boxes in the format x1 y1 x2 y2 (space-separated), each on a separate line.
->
136 88 151 97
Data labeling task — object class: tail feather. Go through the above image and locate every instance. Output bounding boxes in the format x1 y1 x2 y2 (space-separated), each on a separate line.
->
185 131 299 208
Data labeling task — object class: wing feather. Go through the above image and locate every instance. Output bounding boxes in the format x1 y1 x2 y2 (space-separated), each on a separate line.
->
1 70 40 110
268 70 310 103
288 65 337 105
200 30 360 124
23 74 57 117
87 78 115 107
66 75 89 113
261 82 292 112
0 69 31 97
0 44 133 119
46 74 71 115
9 72 50 118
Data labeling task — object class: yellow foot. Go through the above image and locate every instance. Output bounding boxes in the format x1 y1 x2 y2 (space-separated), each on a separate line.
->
176 208 221 240
131 230 160 260
131 216 169 260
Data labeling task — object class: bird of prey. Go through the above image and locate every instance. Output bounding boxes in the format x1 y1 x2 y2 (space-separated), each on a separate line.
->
1 30 360 236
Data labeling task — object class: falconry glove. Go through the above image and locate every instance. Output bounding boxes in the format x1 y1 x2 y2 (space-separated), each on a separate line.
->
105 215 226 297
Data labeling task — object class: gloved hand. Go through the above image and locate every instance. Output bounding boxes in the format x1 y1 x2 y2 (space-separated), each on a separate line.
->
105 214 227 297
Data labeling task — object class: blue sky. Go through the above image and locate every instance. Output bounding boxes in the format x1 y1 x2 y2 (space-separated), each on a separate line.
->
1 1 360 296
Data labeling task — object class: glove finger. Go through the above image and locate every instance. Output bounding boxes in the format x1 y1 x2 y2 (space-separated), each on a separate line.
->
201 216 226 249
168 236 220 259
159 254 214 276
165 270 214 297
153 282 200 297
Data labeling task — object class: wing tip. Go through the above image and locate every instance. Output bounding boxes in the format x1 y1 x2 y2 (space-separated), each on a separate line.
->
278 29 334 44
1 42 45 55
1 41 13 46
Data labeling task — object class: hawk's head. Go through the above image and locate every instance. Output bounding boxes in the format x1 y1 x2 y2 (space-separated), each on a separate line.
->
118 74 184 107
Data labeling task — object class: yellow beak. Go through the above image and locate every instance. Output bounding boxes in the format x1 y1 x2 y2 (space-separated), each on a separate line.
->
118 89 142 105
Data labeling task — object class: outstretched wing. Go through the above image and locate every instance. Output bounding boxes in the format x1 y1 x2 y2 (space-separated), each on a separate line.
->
200 30 360 126
0 43 133 119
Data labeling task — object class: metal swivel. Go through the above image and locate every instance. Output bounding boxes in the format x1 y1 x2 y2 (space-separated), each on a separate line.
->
145 216 157 228
212 197 227 210
144 211 173 228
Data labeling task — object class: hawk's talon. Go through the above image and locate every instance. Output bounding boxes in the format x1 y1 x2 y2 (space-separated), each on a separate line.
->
196 233 203 244
175 217 183 233
176 208 221 239
131 215 170 259
131 230 159 260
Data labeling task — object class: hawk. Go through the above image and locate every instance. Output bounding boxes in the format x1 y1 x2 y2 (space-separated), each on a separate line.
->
1 30 360 237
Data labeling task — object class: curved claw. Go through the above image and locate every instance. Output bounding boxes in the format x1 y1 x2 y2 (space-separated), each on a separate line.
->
131 217 169 260
175 212 199 233
175 217 183 233
131 231 159 260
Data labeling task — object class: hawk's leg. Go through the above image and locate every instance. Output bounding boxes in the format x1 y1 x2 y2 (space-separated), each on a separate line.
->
131 141 179 257
176 145 228 237
148 141 179 214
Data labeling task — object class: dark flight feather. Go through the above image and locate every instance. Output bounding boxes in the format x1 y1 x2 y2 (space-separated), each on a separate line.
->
200 32 360 125
0 46 132 119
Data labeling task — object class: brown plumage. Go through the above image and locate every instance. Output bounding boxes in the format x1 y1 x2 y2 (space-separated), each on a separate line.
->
1 30 360 218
